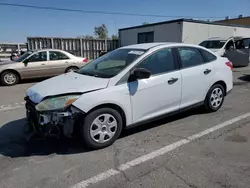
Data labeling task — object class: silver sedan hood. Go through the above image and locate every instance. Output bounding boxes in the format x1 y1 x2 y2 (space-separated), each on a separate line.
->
26 72 109 103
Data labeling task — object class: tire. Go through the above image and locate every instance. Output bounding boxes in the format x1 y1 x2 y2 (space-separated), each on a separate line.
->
204 84 225 112
1 71 19 86
65 66 79 73
81 108 123 149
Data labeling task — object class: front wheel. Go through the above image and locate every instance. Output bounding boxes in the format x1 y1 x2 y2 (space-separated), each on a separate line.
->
204 84 225 112
1 71 19 86
80 108 123 149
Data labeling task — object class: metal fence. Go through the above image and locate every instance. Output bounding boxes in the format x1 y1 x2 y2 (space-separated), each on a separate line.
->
27 37 119 60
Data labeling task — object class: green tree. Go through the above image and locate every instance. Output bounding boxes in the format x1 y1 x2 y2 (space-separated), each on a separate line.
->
94 24 108 39
111 34 118 40
142 22 149 25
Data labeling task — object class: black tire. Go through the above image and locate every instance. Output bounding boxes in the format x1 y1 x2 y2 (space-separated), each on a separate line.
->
0 71 19 86
81 108 123 149
65 66 79 73
204 84 225 112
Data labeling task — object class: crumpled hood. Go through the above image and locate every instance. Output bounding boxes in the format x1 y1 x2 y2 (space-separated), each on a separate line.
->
26 72 109 103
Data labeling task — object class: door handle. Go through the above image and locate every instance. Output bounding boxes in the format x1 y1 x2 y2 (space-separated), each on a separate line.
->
204 69 211 75
41 63 45 65
168 77 178 85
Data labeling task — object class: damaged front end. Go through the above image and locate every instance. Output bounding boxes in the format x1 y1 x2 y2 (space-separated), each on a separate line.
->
25 95 84 140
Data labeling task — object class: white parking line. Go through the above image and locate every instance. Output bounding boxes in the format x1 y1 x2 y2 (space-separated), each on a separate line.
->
71 112 250 188
0 102 25 112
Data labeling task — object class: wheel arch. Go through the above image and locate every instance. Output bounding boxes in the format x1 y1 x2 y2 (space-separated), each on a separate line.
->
87 103 127 129
65 66 79 73
212 80 227 95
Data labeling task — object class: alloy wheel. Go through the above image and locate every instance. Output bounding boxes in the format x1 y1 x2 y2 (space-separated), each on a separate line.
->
210 87 223 108
90 114 118 143
4 73 17 85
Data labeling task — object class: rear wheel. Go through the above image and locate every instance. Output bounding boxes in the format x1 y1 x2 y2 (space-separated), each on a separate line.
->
66 66 79 73
204 84 225 112
1 71 19 86
80 108 123 149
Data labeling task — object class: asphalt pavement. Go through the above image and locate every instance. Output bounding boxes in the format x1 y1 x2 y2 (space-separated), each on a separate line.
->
0 67 250 188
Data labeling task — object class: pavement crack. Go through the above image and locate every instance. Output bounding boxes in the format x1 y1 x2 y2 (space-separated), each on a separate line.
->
204 119 250 141
165 166 198 188
112 144 130 182
166 133 189 140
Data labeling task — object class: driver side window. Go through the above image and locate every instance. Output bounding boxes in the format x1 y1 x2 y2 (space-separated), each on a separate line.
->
225 40 234 50
28 51 47 62
135 48 177 75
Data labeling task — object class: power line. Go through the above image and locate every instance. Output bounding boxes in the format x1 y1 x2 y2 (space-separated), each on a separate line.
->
0 2 227 19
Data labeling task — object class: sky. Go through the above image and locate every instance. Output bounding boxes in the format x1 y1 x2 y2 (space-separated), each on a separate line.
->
0 0 250 43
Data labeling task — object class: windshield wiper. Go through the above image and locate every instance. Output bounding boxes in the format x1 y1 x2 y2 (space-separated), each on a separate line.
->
78 71 103 78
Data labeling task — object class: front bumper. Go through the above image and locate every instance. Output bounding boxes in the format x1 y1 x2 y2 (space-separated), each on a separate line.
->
25 97 81 138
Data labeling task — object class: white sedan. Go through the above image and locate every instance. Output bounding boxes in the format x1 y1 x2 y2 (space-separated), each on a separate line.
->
25 42 233 149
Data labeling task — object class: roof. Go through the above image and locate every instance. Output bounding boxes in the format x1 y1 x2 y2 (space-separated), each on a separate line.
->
206 36 250 41
120 42 175 50
119 18 250 31
207 37 228 41
215 16 250 22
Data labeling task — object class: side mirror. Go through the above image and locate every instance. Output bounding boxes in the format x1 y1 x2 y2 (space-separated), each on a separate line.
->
23 59 29 64
132 68 151 79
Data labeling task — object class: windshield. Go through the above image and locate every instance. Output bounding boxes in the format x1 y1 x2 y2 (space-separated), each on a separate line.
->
77 48 146 78
13 51 33 62
199 40 226 49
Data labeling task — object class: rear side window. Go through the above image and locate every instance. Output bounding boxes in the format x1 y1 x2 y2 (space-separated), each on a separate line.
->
177 47 204 68
49 51 69 60
199 49 217 63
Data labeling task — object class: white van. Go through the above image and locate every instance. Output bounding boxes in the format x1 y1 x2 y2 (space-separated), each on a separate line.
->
199 37 250 67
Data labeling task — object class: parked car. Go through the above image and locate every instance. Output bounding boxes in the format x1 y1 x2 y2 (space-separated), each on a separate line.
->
0 49 88 85
199 36 250 67
25 42 233 149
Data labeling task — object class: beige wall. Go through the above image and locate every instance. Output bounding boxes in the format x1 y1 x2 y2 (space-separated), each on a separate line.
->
215 17 250 26
182 22 234 44
182 22 250 44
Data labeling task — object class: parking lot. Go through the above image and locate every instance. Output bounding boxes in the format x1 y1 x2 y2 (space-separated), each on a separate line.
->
0 67 250 188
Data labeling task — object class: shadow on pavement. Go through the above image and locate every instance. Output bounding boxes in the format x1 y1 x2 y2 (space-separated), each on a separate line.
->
121 107 206 138
19 77 48 84
0 118 88 158
238 74 250 82
0 107 206 158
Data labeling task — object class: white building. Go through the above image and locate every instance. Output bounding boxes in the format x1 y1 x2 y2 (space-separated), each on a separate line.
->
119 18 250 46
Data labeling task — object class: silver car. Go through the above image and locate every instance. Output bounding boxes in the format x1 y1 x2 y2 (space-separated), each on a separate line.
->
0 49 88 85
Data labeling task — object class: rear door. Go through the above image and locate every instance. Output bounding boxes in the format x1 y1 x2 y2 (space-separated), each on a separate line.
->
176 47 215 109
48 51 71 76
20 51 49 78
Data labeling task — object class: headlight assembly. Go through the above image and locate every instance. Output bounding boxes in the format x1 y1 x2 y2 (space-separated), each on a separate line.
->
35 95 81 112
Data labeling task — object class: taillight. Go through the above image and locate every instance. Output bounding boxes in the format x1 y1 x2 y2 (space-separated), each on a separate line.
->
83 58 88 63
225 61 233 70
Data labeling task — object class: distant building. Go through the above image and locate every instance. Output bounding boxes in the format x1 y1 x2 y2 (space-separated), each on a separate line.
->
214 16 250 26
119 18 250 47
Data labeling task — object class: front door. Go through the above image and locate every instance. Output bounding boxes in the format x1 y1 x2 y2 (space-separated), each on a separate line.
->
20 51 50 79
176 47 214 108
129 48 182 124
